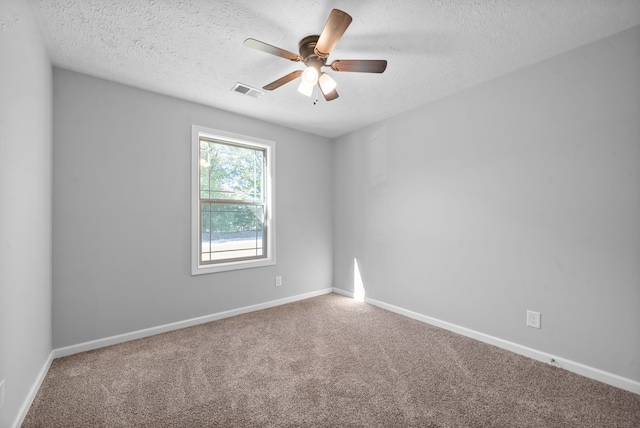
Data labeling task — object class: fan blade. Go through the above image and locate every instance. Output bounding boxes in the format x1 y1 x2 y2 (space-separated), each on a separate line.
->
329 59 388 73
263 70 303 91
244 38 302 62
314 9 352 58
322 88 339 102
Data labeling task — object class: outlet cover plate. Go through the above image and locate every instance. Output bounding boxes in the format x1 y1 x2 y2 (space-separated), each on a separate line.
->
275 276 282 287
527 310 541 329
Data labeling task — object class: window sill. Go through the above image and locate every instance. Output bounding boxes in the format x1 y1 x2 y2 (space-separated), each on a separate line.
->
191 257 276 275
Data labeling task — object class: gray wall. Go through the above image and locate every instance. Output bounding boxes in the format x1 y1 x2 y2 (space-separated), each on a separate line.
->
52 69 333 348
0 0 53 426
333 26 640 382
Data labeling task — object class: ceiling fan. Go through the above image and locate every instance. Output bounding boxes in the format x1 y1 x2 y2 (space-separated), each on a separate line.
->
244 9 387 102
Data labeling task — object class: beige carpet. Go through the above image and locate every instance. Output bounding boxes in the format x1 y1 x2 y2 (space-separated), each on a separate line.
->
23 293 640 427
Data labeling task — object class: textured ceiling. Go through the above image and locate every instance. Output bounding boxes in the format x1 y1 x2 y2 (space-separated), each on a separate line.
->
29 0 640 138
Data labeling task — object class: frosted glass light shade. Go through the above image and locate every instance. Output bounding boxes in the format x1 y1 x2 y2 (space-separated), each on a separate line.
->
318 73 337 94
297 81 314 96
301 66 319 86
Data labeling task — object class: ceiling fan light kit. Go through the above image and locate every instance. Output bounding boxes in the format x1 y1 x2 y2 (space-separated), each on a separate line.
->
244 9 387 102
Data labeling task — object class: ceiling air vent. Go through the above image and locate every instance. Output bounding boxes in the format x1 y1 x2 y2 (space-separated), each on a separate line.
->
231 83 264 98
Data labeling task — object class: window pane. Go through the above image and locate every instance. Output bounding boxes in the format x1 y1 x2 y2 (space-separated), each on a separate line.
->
200 203 265 263
193 126 275 274
199 140 264 202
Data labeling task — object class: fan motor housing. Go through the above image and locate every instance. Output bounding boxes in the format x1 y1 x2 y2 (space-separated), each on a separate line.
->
299 35 326 70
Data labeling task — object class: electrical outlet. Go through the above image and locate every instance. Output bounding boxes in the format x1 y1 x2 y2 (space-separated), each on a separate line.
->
527 310 541 329
0 379 5 408
275 276 282 287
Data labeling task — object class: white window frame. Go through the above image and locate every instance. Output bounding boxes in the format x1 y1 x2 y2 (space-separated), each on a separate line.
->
191 125 276 275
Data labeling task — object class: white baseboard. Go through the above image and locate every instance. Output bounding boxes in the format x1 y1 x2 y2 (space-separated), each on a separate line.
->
332 288 354 298
53 288 334 358
12 351 54 428
332 288 639 395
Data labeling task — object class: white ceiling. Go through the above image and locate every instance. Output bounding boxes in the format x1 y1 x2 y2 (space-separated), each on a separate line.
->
30 0 640 138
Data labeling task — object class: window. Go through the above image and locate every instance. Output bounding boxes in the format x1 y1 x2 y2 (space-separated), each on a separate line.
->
192 126 275 274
